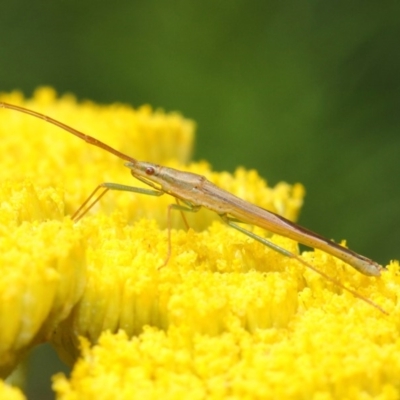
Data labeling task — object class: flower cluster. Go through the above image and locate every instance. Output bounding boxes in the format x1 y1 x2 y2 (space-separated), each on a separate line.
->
0 88 399 399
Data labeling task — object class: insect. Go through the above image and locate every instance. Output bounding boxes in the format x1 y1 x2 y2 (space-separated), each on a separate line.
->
0 102 386 314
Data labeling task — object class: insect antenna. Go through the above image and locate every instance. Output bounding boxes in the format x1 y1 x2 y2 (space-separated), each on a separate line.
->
0 102 136 164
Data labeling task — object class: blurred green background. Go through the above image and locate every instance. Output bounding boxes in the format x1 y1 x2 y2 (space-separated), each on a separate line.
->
1 1 399 398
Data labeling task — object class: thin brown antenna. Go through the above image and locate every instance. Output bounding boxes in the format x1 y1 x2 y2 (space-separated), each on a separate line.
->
0 102 137 164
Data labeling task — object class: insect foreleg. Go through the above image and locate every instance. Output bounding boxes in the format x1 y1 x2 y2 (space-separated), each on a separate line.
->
72 182 163 221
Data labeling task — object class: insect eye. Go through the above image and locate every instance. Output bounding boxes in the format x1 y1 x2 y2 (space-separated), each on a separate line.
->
145 167 155 175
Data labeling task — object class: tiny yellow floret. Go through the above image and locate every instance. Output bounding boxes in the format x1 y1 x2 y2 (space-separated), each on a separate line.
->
0 381 26 400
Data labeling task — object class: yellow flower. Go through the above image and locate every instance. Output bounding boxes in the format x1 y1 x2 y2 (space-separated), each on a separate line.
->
53 321 400 400
0 380 25 400
1 87 399 398
0 181 85 377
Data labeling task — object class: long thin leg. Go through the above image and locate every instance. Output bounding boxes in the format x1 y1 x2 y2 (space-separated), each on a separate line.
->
73 183 200 268
72 182 164 221
220 214 387 314
159 201 201 268
175 199 190 230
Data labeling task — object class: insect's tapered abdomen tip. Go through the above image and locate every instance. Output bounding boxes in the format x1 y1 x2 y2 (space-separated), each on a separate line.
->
358 260 382 277
343 252 381 276
373 268 381 277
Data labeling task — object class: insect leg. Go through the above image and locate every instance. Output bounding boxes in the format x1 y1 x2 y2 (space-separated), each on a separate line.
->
159 201 201 269
72 182 163 221
220 214 387 314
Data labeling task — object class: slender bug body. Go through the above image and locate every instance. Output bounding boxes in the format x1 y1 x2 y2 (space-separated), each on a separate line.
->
0 101 386 313
124 161 381 277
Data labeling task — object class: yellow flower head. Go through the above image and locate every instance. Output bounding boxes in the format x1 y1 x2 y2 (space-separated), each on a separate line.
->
53 322 400 400
0 180 85 377
0 380 25 400
0 88 399 398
